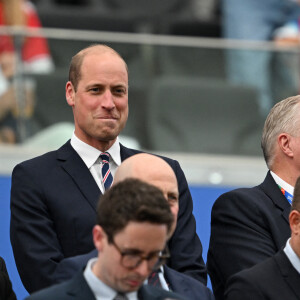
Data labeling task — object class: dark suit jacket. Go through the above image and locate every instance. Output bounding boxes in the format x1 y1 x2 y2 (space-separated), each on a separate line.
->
10 141 206 293
207 171 291 300
0 257 17 300
225 250 300 300
26 271 188 300
55 258 214 300
164 265 214 300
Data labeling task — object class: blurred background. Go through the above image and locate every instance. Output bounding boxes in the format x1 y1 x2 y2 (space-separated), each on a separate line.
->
1 0 300 298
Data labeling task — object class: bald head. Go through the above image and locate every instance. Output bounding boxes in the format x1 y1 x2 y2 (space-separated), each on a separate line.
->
114 153 179 235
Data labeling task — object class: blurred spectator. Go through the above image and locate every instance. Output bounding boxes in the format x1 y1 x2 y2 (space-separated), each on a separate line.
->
0 0 54 144
222 0 300 116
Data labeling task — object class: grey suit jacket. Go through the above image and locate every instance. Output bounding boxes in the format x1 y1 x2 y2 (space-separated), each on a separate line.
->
225 249 300 300
26 271 188 300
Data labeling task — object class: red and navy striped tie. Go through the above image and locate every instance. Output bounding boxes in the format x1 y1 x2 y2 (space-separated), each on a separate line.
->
100 152 113 191
148 270 162 288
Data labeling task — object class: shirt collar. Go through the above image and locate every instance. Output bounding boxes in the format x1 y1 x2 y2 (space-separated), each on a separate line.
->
270 171 294 197
84 258 137 300
70 133 121 169
284 238 300 275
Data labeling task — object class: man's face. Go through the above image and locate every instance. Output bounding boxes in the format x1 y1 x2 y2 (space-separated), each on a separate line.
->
94 222 168 293
143 173 179 236
66 51 128 149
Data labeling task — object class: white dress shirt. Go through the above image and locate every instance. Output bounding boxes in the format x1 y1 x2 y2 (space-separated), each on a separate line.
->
84 258 138 300
284 238 300 275
270 171 294 202
70 133 121 193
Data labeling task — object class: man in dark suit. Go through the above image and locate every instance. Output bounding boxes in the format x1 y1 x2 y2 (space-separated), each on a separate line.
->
10 44 206 294
26 179 187 300
55 153 214 300
207 95 300 300
0 256 16 300
224 175 300 300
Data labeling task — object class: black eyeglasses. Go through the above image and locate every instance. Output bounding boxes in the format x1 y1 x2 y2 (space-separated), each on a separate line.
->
110 239 170 271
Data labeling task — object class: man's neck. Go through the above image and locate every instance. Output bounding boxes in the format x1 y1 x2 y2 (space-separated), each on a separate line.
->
75 132 117 152
271 166 297 188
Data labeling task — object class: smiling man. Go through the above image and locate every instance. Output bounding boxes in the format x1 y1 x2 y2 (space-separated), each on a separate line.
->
10 44 206 294
26 179 186 300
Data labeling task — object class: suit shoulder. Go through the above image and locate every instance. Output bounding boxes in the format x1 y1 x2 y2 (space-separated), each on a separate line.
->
26 281 69 300
140 285 188 300
165 266 214 299
17 150 57 167
213 184 265 208
121 145 179 169
13 141 72 173
229 254 276 284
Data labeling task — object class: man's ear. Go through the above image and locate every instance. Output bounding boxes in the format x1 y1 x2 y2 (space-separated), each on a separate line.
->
290 210 300 234
66 81 75 107
278 133 294 158
93 225 106 252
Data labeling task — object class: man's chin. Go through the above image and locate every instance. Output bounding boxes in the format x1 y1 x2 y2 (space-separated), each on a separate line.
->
123 278 145 291
95 130 119 142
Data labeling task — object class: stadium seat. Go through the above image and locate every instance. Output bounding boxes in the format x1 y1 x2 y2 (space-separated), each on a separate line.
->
146 76 264 156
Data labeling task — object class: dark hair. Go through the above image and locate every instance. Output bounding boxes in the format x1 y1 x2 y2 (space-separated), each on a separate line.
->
293 176 300 211
96 178 174 242
68 44 128 91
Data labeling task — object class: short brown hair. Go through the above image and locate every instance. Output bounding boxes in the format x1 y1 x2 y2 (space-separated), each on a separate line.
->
97 178 174 242
68 44 128 91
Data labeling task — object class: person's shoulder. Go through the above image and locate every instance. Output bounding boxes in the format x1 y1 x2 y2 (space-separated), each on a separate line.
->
0 257 5 271
164 266 214 299
26 277 74 300
13 141 71 171
120 144 177 165
140 285 188 300
229 253 276 284
213 179 267 209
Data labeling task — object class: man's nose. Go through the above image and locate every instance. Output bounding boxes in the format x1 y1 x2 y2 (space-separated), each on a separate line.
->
101 90 115 109
135 260 150 278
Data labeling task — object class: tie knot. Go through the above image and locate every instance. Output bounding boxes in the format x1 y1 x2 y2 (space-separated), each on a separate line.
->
100 152 110 163
113 292 128 300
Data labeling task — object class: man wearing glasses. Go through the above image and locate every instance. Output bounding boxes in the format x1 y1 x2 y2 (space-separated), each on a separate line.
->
26 178 186 300
54 153 214 300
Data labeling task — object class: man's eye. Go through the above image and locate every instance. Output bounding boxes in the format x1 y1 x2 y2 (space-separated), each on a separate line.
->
168 195 178 203
114 87 126 95
90 87 100 92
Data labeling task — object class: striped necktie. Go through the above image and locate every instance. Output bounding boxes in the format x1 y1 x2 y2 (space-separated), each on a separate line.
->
148 270 162 288
113 293 128 300
100 152 113 190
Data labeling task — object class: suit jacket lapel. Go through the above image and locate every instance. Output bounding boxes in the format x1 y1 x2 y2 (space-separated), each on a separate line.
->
260 171 290 224
66 271 97 299
57 141 101 211
120 143 142 162
275 250 300 298
163 266 190 296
